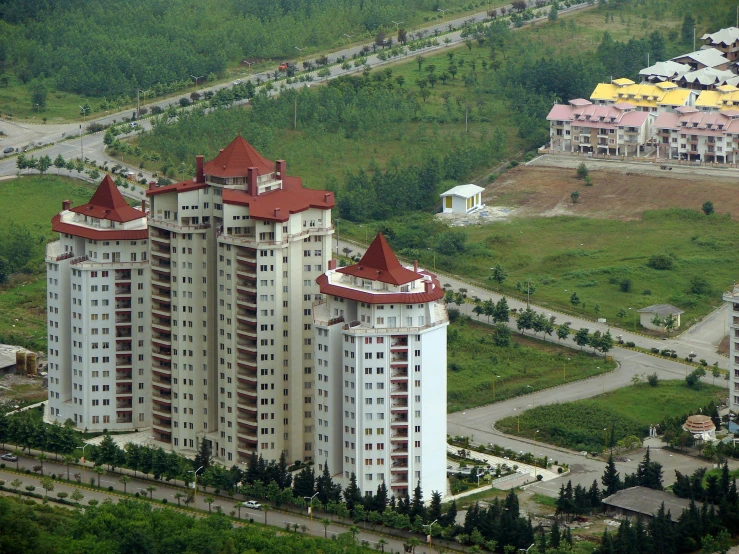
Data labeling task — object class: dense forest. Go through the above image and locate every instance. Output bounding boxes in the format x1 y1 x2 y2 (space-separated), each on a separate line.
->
0 0 472 98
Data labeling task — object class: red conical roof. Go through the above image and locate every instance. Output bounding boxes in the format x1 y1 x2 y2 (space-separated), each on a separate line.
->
203 135 274 177
337 234 419 286
70 175 144 223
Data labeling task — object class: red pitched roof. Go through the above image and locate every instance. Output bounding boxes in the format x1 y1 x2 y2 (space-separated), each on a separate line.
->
222 176 334 222
70 175 144 223
203 135 274 178
51 214 148 241
337 234 419 286
146 178 208 197
316 272 445 305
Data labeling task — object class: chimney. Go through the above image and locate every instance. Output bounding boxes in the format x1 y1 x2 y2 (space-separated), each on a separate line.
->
424 281 431 294
62 200 71 211
328 259 337 270
247 167 258 196
274 208 281 217
196 155 204 183
413 260 418 273
141 200 146 214
276 159 286 179
149 182 157 190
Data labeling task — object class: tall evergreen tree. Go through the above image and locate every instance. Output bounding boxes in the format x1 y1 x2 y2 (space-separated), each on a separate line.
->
410 481 426 522
427 491 442 523
292 466 315 498
442 499 458 528
193 438 212 470
343 472 362 511
602 455 622 496
550 519 561 549
373 481 389 513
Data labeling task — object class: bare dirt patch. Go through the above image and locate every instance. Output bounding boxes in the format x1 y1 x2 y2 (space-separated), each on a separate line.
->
484 164 739 220
0 374 46 408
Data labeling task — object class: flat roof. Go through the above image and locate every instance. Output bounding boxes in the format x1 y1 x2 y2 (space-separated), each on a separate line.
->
602 487 700 519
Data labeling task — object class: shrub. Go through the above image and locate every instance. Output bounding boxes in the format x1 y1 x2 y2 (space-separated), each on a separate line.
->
647 254 674 270
576 162 589 179
134 492 140 498
162 498 168 504
619 279 632 293
660 349 671 356
108 486 114 492
584 175 593 186
626 341 635 347
557 467 564 474
650 347 660 354
671 352 678 358
250 518 255 524
51 474 56 479
646 373 659 387
642 289 652 296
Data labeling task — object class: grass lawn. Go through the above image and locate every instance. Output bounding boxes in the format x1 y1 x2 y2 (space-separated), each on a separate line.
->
496 381 726 453
0 175 96 350
447 319 615 412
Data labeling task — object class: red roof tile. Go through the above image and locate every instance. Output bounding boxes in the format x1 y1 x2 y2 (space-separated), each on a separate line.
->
222 176 334 222
146 178 208 197
52 214 148 241
337 234 418 286
316 272 445 305
203 135 274 178
70 175 144 223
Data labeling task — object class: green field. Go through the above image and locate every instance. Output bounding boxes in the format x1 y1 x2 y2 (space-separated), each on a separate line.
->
0 175 96 350
496 381 726 453
447 318 615 412
342 207 739 329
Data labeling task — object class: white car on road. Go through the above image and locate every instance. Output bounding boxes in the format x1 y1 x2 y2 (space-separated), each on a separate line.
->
242 500 262 509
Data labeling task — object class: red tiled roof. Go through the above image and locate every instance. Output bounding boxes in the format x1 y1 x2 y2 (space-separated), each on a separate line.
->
316 272 445 305
203 135 274 178
51 214 148 241
337 234 418 286
222 176 334 222
146 178 208 197
70 175 144 223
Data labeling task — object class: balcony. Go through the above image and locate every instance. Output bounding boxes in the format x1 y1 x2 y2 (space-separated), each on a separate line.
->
116 369 132 381
238 373 258 386
153 389 171 401
152 260 171 272
117 415 133 424
115 300 131 310
152 244 171 257
116 342 132 353
115 355 132 368
152 273 171 286
152 429 172 444
391 399 408 411
115 270 131 282
152 403 172 416
116 329 132 338
237 295 257 309
391 369 408 380
391 385 408 395
152 375 171 387
391 415 408 424
152 417 171 428
237 326 257 340
152 318 171 331
116 399 133 409
152 360 171 373
115 285 131 296
237 430 258 441
116 313 132 324
152 348 171 361
152 333 171 346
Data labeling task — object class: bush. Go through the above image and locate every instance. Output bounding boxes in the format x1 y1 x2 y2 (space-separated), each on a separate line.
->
576 162 589 179
647 254 674 270
249 518 255 524
134 492 140 498
642 289 651 296
660 349 671 356
671 353 678 358
108 486 114 492
646 373 659 387
619 279 632 293
650 347 659 354
557 467 564 474
162 498 168 504
626 341 635 347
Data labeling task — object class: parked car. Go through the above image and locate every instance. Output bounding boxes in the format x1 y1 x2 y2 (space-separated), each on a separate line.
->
3 147 13 154
278 62 294 72
1 453 18 461
233 79 242 85
242 500 262 509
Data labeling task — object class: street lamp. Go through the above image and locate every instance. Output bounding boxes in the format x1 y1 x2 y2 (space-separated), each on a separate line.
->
391 20 404 28
603 428 608 451
526 385 534 409
563 357 570 383
188 465 204 507
422 519 438 547
427 247 436 270
513 408 520 433
79 105 89 160
244 61 254 74
343 33 354 44
305 491 320 535
628 307 636 331
190 74 204 90
533 430 539 479
295 46 305 66
438 8 449 22
80 443 92 484
493 375 501 402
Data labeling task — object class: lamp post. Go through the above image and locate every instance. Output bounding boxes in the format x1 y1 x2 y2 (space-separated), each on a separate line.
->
599 366 604 394
438 8 449 22
80 443 92 484
244 61 254 74
305 491 320 535
391 20 404 29
526 385 534 409
295 46 305 67
603 428 608 451
78 105 89 160
422 519 438 547
188 465 204 508
563 357 570 383
35 103 40 116
343 33 354 45
533 430 539 479
628 307 636 331
493 375 501 402
513 408 520 433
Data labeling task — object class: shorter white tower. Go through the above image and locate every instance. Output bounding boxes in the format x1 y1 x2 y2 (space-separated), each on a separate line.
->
46 176 150 432
313 234 448 500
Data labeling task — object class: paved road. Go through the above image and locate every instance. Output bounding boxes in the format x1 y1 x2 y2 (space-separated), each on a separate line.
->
0 449 431 554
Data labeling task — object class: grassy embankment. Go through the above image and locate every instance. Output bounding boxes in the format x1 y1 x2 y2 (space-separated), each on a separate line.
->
0 176 95 350
447 319 615 412
496 380 726 452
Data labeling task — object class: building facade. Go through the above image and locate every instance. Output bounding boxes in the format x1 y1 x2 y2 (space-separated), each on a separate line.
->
723 287 739 413
46 176 151 432
312 235 448 499
547 99 651 156
144 136 334 465
654 106 739 162
590 79 696 113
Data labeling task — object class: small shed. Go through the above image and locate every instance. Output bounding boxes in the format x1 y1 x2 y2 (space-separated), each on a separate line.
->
683 414 716 440
440 184 484 214
601 486 700 521
637 304 684 331
0 344 18 374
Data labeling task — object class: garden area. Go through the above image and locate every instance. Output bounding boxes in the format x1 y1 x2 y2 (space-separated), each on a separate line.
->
496 380 726 453
447 317 615 412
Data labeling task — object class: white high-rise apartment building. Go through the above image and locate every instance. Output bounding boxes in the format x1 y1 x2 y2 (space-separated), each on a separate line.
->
46 176 151 431
145 136 334 464
723 287 739 412
312 235 449 499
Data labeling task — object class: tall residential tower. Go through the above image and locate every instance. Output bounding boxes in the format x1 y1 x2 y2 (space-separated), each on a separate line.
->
312 235 449 499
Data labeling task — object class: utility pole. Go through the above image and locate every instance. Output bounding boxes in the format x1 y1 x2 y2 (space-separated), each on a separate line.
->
693 26 696 51
294 95 297 130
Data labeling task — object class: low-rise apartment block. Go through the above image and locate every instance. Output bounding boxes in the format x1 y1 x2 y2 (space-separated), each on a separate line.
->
590 79 696 113
547 99 651 156
654 106 739 162
312 235 448 499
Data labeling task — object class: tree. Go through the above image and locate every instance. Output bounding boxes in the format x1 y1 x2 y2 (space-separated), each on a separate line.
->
574 328 590 350
397 28 407 45
576 163 589 179
702 201 714 215
651 314 663 329
569 292 580 310
98 434 120 469
53 154 66 173
516 307 535 334
174 492 185 506
410 481 425 522
36 452 47 475
204 495 215 512
617 308 626 321
571 190 580 203
494 323 511 347
548 4 558 20
94 466 105 487
30 80 47 108
343 472 362 512
41 476 54 498
37 155 51 174
663 313 677 336
711 363 721 385
119 475 130 494
598 331 614 358
146 485 156 499
557 323 571 342
71 489 84 504
602 455 622 496
194 438 212 470
493 297 510 323
416 55 425 71
489 264 507 291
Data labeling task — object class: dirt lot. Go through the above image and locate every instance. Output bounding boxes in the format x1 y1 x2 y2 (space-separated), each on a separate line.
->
485 157 739 220
0 373 46 408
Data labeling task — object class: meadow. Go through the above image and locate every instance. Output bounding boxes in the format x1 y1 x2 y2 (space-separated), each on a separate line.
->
496 380 726 452
0 175 96 350
447 318 615 412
